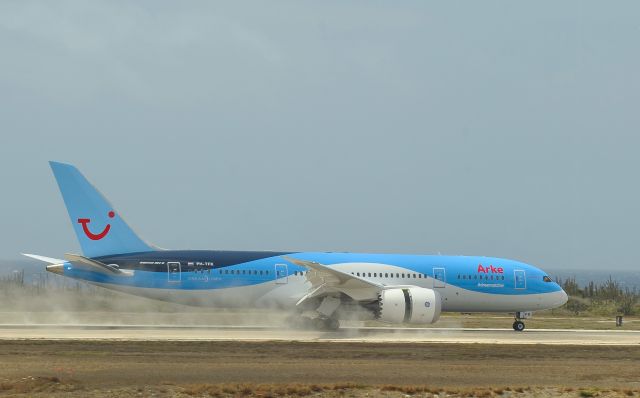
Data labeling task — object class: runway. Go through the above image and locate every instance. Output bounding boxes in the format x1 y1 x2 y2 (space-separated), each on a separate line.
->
1 324 638 345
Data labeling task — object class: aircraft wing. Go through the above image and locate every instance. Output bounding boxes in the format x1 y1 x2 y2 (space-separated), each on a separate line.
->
64 253 133 276
283 256 382 304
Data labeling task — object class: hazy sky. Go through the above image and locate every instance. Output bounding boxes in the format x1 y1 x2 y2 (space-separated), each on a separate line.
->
1 1 638 271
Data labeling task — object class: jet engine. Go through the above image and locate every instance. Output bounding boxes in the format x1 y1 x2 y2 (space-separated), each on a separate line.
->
377 287 442 324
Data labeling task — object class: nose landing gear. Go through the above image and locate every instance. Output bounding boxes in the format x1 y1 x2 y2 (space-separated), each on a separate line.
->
512 311 532 332
512 320 525 331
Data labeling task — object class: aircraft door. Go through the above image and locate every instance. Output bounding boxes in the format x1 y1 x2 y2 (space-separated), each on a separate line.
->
275 264 288 284
168 262 181 283
514 269 526 289
433 267 446 288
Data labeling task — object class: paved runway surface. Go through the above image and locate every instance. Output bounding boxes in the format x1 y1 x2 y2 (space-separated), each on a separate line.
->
1 324 638 345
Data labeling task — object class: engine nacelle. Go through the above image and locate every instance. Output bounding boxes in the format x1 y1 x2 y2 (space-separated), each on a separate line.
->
377 287 442 324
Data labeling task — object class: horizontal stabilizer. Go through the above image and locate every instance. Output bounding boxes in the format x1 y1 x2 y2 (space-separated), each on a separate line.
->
21 253 65 264
64 253 132 276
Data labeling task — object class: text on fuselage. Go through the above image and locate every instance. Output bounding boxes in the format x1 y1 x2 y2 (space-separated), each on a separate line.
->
477 264 504 274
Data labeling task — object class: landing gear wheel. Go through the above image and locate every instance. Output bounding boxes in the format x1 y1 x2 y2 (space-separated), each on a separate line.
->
512 320 525 332
312 318 327 330
324 318 340 331
285 314 298 328
285 314 307 329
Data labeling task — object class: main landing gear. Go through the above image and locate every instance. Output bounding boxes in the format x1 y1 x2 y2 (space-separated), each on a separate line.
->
288 296 342 331
287 314 340 331
315 317 340 331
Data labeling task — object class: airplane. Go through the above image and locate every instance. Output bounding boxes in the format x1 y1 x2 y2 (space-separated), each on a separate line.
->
24 162 568 331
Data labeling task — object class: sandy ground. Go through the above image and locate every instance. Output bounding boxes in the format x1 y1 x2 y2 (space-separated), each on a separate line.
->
0 340 639 397
1 309 639 396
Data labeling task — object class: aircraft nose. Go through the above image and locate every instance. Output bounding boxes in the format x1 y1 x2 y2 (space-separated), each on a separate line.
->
545 288 568 309
560 289 568 305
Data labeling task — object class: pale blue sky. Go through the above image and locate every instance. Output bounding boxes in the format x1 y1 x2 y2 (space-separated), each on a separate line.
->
0 1 639 270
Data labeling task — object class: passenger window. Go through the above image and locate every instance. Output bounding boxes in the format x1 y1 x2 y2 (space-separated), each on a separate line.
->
357 272 360 277
385 273 388 278
396 273 399 278
401 273 405 278
418 274 422 278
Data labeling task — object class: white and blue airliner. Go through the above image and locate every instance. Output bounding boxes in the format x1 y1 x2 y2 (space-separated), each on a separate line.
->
25 162 568 331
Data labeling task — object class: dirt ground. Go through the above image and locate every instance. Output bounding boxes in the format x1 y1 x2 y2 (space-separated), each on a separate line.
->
0 340 639 397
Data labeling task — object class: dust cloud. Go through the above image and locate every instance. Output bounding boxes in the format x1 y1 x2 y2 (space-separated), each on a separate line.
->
0 270 449 334
0 273 293 327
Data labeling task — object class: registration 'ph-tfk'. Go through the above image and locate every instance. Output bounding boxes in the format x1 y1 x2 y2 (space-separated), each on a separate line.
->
25 162 568 331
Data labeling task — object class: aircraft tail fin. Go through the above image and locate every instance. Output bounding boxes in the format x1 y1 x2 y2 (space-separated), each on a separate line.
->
49 161 155 258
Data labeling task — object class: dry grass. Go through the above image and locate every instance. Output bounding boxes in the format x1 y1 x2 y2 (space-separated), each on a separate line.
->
2 341 640 397
182 382 368 397
0 376 80 394
0 380 638 397
178 384 640 398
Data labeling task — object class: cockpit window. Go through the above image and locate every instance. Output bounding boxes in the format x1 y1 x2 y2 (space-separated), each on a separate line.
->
543 276 552 282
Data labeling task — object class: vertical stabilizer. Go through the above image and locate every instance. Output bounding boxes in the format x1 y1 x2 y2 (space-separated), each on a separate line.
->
49 161 155 258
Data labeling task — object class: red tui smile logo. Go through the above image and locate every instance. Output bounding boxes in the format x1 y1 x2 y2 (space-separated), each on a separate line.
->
77 211 115 241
